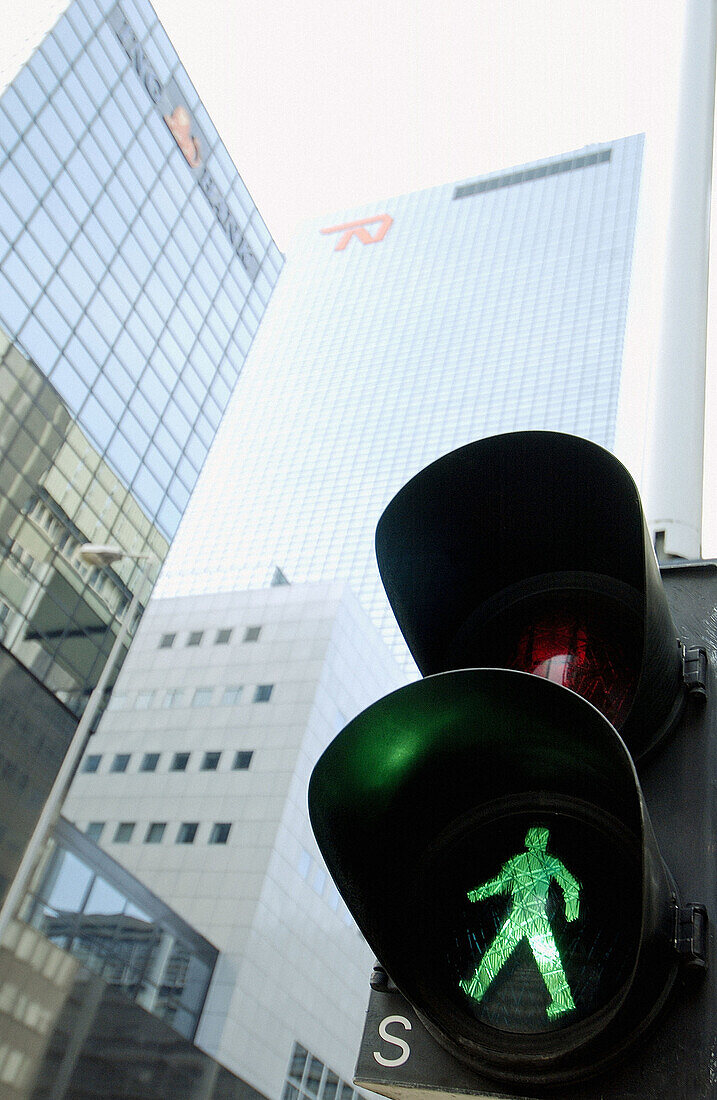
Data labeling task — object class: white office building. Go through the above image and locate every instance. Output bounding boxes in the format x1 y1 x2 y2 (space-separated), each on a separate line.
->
157 136 644 670
64 581 407 1099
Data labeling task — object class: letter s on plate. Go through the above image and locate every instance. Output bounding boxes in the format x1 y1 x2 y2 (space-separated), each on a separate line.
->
373 1015 411 1067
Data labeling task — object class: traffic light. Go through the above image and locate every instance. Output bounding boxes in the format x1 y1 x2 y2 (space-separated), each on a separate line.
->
308 431 713 1096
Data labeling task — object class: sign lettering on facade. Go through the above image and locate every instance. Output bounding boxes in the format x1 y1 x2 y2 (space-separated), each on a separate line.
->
109 5 259 279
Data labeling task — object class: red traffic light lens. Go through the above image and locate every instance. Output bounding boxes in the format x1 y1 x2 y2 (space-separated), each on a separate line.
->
447 574 644 732
505 604 638 729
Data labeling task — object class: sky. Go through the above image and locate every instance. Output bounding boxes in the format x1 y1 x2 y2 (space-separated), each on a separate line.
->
144 0 717 556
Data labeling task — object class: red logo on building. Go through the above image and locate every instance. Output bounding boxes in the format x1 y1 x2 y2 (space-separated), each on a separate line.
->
164 105 201 168
320 214 393 251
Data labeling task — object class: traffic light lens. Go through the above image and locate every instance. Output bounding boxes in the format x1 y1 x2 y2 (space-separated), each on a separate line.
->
506 603 638 729
419 804 641 1038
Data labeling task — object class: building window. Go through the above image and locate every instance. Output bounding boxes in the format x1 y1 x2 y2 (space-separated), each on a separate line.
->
176 822 198 844
109 692 128 709
253 684 273 703
82 754 101 773
85 822 104 841
140 752 160 772
232 750 253 770
243 626 261 642
284 1045 358 1100
159 633 176 649
187 630 203 646
114 822 135 843
215 628 232 644
208 822 231 845
201 751 221 771
162 689 184 708
170 752 190 772
192 687 213 708
135 691 155 709
145 822 166 844
221 685 243 705
110 753 130 773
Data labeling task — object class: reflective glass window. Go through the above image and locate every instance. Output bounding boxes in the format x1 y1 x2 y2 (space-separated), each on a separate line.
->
42 850 92 911
145 822 166 843
113 822 134 843
208 823 231 845
176 822 198 844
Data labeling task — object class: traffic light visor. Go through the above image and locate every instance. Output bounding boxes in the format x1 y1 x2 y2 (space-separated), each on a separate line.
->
375 431 684 756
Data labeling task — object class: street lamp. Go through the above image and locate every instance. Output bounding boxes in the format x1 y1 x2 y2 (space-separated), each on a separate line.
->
0 543 158 942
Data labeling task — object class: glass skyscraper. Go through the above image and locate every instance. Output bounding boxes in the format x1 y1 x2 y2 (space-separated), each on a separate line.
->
159 136 643 667
0 0 281 913
0 0 281 716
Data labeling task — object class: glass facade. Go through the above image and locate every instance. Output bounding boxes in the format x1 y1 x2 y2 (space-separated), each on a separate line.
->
159 137 643 668
0 0 282 713
20 816 216 1039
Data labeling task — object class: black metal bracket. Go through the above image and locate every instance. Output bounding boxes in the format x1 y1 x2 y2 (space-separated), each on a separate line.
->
675 903 708 969
370 963 399 992
682 644 708 697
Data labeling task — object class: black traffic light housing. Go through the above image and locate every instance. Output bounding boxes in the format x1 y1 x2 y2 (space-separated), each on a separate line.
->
308 432 709 1093
374 430 685 758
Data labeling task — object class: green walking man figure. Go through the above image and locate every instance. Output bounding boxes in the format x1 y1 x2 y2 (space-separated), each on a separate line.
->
460 825 581 1020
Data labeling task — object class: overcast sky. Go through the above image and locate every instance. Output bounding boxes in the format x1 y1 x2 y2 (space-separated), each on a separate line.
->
147 0 683 250
146 0 717 554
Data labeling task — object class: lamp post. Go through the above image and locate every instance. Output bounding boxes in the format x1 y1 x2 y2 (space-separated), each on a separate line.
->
0 543 157 942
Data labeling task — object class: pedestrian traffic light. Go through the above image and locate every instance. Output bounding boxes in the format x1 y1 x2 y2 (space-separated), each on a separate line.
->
308 432 712 1095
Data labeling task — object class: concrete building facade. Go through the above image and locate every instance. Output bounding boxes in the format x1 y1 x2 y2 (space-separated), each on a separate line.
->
64 583 407 1098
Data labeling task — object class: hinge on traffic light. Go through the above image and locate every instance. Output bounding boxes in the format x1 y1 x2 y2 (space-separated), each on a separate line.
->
370 963 399 992
674 903 708 969
682 644 708 697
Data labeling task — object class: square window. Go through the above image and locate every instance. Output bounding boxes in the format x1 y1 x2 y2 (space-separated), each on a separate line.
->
187 630 203 646
110 753 130 773
253 684 273 703
221 686 243 706
163 689 184 708
82 754 101 773
85 822 104 841
215 628 232 644
114 822 134 843
176 822 198 844
159 632 176 648
145 822 166 844
201 751 221 771
243 625 261 642
170 752 190 772
208 822 231 844
140 752 160 772
232 751 253 770
135 691 154 709
192 688 213 708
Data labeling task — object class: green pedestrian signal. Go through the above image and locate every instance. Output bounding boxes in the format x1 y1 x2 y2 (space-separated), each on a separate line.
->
461 826 580 1021
309 432 710 1093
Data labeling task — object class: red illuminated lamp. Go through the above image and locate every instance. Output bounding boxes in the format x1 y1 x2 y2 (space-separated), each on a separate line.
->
502 598 640 731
